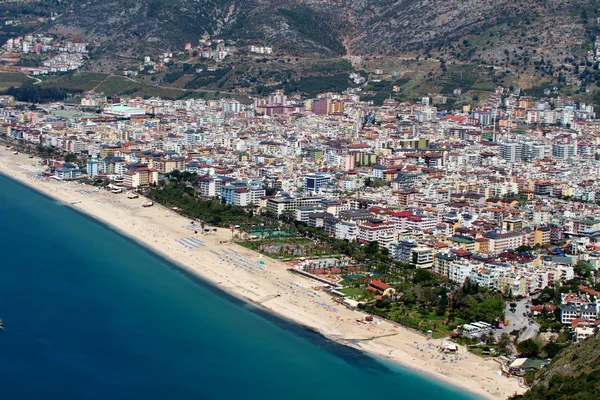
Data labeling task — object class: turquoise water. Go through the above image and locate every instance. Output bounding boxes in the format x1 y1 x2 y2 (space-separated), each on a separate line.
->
0 174 479 400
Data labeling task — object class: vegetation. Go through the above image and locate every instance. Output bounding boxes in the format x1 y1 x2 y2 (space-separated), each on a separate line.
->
143 171 512 339
278 6 346 55
364 178 388 188
3 82 81 103
36 72 227 101
185 67 232 90
41 72 109 92
146 175 248 226
449 278 505 323
362 275 505 337
0 72 28 89
511 336 600 400
283 74 351 97
517 338 542 358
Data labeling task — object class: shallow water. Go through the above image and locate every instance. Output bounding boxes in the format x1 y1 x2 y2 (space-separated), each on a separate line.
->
0 174 478 400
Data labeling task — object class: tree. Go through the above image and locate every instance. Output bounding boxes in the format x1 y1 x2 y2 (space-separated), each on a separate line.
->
575 260 592 279
543 340 563 358
64 153 77 163
517 338 541 357
413 268 434 284
364 241 379 257
496 333 512 356
484 331 497 345
515 245 533 253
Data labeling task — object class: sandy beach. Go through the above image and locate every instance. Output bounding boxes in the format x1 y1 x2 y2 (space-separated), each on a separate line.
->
0 148 524 399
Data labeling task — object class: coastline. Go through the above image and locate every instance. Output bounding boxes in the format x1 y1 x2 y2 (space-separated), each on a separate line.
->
0 149 525 399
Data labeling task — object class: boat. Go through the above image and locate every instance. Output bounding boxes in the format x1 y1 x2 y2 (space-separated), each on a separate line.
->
142 201 153 207
0 319 3 329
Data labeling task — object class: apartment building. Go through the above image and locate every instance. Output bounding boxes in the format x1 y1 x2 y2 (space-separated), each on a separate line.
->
335 220 358 241
122 165 158 188
484 231 524 253
266 196 323 217
357 219 396 248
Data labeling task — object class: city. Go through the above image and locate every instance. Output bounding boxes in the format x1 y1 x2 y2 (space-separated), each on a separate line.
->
1 84 599 360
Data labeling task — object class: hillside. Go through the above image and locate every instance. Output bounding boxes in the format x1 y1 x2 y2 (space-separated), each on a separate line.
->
47 0 235 58
41 0 596 60
511 335 600 399
2 0 599 104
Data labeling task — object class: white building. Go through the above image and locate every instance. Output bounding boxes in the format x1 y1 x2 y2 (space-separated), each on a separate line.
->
448 261 477 284
335 220 358 241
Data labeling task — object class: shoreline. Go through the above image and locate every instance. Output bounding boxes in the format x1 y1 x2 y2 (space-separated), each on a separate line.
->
0 149 525 399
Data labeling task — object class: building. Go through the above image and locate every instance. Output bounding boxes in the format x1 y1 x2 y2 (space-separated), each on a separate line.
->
340 209 374 222
484 231 524 253
534 181 554 196
448 235 476 252
410 246 433 268
308 212 333 228
312 98 344 115
122 164 158 188
335 220 358 241
198 176 221 198
389 240 433 268
221 182 265 207
433 252 456 276
576 219 600 235
500 142 523 163
153 157 185 174
183 130 203 145
86 155 99 177
266 196 323 217
389 239 417 264
535 227 551 246
367 280 396 296
571 320 598 343
103 105 146 118
448 260 477 284
552 142 577 159
357 219 396 248
305 172 332 194
406 215 437 232
295 206 321 223
559 293 599 324
54 163 83 180
468 268 499 290
221 182 248 205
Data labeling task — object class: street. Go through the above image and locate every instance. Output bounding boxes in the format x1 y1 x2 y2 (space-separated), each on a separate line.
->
497 297 540 342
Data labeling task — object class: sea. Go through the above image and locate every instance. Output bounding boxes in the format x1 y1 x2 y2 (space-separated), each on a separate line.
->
0 173 479 400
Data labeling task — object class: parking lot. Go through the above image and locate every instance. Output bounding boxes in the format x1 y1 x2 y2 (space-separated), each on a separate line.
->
496 297 540 342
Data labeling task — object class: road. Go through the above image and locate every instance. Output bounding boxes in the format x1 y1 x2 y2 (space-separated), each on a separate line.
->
497 297 540 342
27 75 42 85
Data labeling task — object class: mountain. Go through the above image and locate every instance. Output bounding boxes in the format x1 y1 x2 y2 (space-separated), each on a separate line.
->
4 0 598 104
44 0 596 60
511 335 600 399
47 0 236 58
